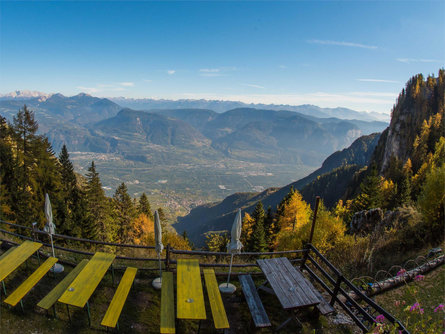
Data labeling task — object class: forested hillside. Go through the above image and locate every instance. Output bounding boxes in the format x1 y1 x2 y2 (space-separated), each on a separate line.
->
0 109 190 249
180 70 444 261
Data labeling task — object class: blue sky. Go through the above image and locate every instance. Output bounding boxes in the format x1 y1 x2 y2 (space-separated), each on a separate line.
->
0 1 443 114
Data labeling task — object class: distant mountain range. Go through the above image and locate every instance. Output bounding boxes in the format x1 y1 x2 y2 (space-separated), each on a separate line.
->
0 91 389 219
111 96 390 122
0 90 390 121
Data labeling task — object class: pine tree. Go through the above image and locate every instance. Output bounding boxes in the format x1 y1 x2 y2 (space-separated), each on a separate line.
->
354 164 383 211
249 202 267 253
113 182 136 243
57 144 86 236
84 161 108 240
12 105 39 225
0 116 16 221
138 193 153 220
157 207 167 229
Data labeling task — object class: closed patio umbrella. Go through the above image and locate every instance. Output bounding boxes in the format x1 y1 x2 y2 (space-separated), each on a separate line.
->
44 193 64 273
152 210 164 289
219 209 243 294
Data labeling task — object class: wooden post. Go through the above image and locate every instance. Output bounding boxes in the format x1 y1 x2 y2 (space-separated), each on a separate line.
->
165 244 171 271
330 275 343 306
308 196 321 245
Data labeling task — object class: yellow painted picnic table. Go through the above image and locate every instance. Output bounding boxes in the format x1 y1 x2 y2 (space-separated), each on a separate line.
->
176 259 206 320
58 252 116 308
0 240 42 283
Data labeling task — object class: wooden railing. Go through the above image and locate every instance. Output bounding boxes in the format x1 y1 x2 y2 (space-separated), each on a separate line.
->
0 219 409 333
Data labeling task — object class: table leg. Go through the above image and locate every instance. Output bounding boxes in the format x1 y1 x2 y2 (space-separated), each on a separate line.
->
111 265 115 287
20 299 25 313
2 280 7 296
86 301 91 327
53 304 57 318
66 304 71 322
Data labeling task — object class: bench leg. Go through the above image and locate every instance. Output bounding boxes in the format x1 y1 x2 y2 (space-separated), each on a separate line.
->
86 301 91 327
2 280 6 296
53 304 57 318
197 320 202 334
116 321 119 331
111 265 115 287
66 304 71 322
20 300 25 313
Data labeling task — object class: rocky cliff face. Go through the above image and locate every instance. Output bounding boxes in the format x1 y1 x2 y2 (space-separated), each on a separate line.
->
377 70 444 173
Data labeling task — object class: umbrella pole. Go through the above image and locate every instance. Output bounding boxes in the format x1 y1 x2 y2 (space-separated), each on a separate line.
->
50 234 55 258
226 253 234 287
158 253 162 278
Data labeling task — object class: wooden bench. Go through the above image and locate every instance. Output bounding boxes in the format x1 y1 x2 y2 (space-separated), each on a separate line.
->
37 259 89 316
0 246 16 296
0 246 16 261
160 271 175 334
239 274 271 328
203 268 229 331
101 266 138 330
312 287 335 315
4 257 58 311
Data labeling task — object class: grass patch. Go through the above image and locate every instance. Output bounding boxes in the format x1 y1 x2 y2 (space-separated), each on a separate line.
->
374 265 444 333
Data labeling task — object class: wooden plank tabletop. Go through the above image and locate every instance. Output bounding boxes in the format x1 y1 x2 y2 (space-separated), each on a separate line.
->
58 252 115 308
176 259 206 320
203 268 229 329
0 240 42 282
257 257 320 310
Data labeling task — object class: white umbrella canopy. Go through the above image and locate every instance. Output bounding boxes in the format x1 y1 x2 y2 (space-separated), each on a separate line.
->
152 210 164 289
43 193 63 273
227 209 243 253
220 209 243 293
44 193 55 235
154 210 164 255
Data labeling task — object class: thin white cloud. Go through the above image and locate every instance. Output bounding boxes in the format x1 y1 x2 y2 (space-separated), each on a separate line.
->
200 68 223 77
76 86 99 94
200 68 220 73
358 79 400 83
76 83 127 94
308 39 377 50
167 70 176 75
279 65 287 69
143 79 152 83
396 58 440 64
242 83 266 89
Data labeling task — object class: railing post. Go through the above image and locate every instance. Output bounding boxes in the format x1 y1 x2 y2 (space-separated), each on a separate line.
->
300 244 310 270
308 196 321 245
330 275 343 306
165 244 171 271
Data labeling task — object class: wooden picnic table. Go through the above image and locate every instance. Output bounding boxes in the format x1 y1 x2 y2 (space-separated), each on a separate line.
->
257 257 320 310
58 252 116 309
0 240 42 284
176 259 206 320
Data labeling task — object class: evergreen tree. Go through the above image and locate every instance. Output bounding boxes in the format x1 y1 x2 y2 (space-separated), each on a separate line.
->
57 144 86 236
12 105 39 225
354 164 383 211
0 116 16 221
138 193 153 220
113 182 136 243
264 206 275 249
157 207 167 229
249 202 267 252
85 161 108 240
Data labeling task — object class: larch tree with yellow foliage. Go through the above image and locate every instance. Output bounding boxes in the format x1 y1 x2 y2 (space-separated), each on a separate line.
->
276 189 311 232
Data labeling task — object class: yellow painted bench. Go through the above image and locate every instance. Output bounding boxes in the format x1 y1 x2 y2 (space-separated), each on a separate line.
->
37 259 89 316
101 267 138 330
4 257 58 310
0 246 16 261
160 271 175 334
203 269 229 330
177 259 206 320
0 246 15 296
